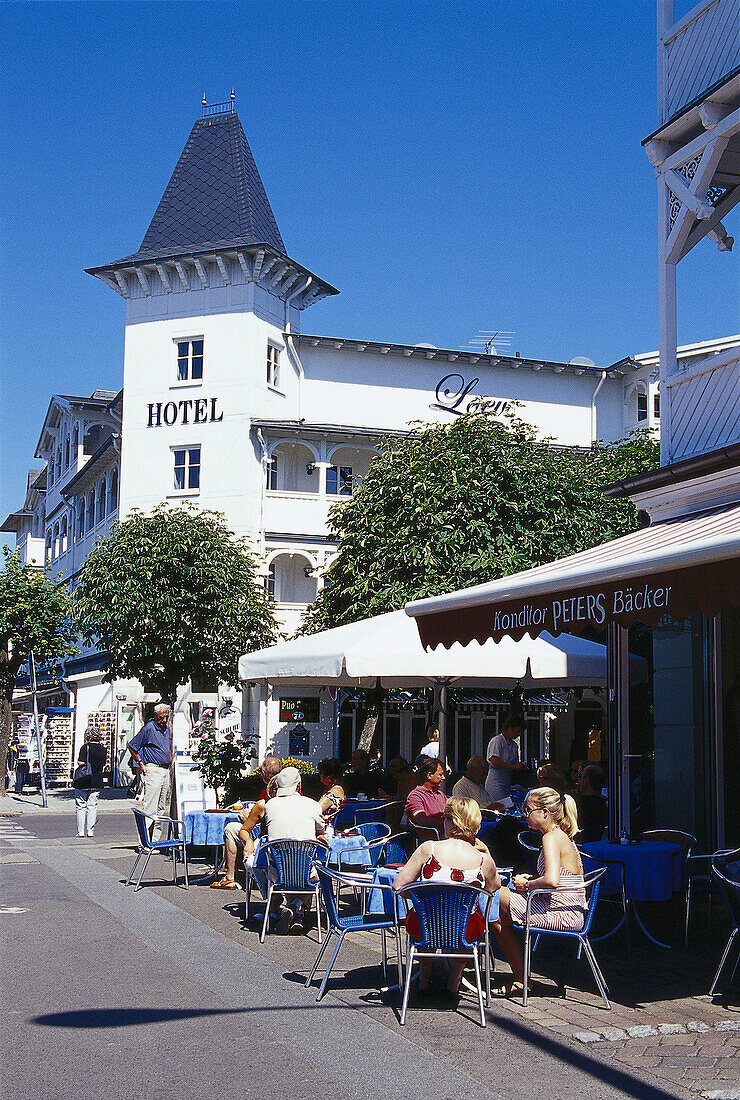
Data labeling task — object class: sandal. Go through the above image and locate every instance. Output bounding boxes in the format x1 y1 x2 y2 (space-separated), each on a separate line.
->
492 982 531 999
210 877 238 889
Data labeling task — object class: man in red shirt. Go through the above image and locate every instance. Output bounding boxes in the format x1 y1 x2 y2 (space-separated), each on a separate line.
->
212 754 281 889
405 758 447 833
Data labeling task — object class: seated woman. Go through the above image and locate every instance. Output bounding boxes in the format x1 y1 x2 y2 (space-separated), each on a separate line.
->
317 757 345 825
393 797 500 1000
378 755 416 801
493 786 586 998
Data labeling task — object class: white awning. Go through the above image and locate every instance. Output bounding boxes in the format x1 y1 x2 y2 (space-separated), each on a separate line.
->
238 609 645 688
405 501 740 649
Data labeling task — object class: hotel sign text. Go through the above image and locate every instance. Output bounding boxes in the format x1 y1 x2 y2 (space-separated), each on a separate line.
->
147 397 223 427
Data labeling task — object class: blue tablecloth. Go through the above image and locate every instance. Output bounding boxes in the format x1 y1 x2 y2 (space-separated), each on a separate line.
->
327 833 371 868
184 811 241 846
366 866 500 921
582 840 684 902
334 800 386 828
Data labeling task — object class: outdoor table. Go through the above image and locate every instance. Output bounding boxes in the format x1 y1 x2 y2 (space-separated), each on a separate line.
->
582 839 684 948
184 809 243 883
327 832 371 869
334 799 386 828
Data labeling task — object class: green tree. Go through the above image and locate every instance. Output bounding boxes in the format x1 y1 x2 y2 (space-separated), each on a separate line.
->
73 504 277 704
0 548 77 780
303 411 659 633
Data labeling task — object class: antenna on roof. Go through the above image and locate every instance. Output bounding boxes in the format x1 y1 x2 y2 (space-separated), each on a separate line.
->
462 329 516 355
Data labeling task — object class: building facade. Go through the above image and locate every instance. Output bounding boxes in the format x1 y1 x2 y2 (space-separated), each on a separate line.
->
4 89 737 782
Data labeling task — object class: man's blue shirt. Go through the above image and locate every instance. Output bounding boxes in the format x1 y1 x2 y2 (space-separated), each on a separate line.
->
129 720 172 767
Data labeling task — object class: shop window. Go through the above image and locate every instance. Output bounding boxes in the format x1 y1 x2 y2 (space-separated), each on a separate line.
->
267 343 281 389
173 446 201 491
176 338 204 381
326 465 353 496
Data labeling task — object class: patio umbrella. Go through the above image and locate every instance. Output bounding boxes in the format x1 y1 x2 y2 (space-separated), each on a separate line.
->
238 610 646 763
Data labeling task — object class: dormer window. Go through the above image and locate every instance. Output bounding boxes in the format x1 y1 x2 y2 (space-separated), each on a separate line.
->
176 338 204 381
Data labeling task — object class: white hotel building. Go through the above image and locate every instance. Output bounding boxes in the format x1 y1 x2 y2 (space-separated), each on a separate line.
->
5 98 738 781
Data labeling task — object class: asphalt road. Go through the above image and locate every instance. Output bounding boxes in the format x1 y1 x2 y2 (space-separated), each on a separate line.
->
0 812 683 1100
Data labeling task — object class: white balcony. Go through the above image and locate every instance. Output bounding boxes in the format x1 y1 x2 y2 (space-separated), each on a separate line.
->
264 491 333 538
660 0 739 125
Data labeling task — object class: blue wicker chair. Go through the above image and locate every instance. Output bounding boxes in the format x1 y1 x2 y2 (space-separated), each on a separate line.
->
709 848 740 996
305 865 404 1001
398 881 495 1028
258 839 328 943
516 867 610 1009
126 808 188 892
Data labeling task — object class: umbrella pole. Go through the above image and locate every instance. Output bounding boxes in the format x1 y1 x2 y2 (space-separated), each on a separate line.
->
434 680 449 773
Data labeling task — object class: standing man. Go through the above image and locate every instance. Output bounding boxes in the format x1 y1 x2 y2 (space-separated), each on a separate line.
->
127 703 172 841
485 715 526 809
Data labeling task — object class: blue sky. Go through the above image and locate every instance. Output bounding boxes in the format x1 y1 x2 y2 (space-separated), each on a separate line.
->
1 0 737 521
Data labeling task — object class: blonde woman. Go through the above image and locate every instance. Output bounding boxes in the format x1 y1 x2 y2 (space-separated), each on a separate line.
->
393 797 500 1000
492 786 586 997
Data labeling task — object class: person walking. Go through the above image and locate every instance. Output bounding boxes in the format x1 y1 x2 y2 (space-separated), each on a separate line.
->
127 703 173 841
75 728 107 837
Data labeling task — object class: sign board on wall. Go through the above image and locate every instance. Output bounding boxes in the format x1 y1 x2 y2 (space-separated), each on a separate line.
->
279 697 320 723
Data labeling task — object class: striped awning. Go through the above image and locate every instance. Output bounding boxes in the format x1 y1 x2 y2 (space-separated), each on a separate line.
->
406 501 740 649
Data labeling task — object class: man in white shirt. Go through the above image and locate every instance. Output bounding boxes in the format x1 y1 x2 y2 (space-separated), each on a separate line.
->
242 766 326 934
452 756 493 808
485 716 526 807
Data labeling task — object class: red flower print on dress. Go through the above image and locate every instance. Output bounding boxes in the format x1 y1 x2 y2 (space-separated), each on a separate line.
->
423 855 441 879
451 868 465 882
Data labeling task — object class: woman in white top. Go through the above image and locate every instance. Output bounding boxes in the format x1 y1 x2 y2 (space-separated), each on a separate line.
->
394 797 500 998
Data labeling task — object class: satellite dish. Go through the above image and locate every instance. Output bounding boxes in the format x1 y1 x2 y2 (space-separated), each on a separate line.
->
568 356 596 368
414 342 437 349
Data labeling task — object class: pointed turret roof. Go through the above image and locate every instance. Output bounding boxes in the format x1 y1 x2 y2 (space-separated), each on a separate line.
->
88 102 338 309
126 111 285 261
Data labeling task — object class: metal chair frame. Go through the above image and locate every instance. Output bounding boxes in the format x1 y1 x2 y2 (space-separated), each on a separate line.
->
406 819 442 849
516 868 610 1009
709 851 740 997
126 809 188 892
305 866 404 1001
398 880 496 1028
257 839 328 944
641 829 696 948
578 850 630 946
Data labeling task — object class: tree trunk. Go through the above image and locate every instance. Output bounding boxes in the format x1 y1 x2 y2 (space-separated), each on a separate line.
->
0 693 13 798
356 712 379 755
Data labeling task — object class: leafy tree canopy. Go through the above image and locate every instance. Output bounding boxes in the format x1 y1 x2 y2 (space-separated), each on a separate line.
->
303 410 659 633
0 548 77 771
73 504 277 702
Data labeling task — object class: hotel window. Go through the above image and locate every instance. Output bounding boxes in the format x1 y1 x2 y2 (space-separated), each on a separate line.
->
654 392 660 419
267 343 281 389
107 469 118 513
95 482 106 524
637 389 648 422
265 565 276 600
173 447 201 491
86 491 95 529
176 338 204 381
326 465 353 496
266 453 278 491
77 503 85 540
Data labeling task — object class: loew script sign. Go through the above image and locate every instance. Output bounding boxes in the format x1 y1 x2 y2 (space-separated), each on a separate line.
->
430 373 512 417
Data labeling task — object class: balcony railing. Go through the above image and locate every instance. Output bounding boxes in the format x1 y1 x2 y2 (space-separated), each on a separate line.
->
665 349 740 461
660 0 739 124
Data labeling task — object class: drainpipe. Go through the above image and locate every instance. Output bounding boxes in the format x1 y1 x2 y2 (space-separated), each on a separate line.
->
590 370 607 448
284 277 312 425
256 429 268 559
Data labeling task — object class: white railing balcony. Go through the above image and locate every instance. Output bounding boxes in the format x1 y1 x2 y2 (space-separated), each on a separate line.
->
660 0 739 125
664 347 740 461
264 491 333 538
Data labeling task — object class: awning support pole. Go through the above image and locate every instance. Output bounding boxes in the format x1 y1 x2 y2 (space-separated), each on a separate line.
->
433 680 449 771
606 623 629 839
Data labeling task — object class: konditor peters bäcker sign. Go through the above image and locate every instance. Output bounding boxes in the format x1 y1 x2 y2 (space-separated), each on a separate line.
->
492 581 674 635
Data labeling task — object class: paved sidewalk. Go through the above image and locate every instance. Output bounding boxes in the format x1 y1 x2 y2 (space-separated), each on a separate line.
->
0 787 135 816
